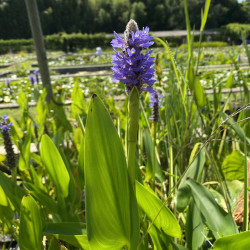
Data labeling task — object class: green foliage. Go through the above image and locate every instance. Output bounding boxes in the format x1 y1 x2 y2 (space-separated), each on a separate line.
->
222 23 250 41
177 146 205 212
19 196 43 250
44 222 89 249
136 181 181 238
214 231 250 250
221 151 245 181
179 41 228 49
0 39 33 54
84 94 139 249
40 134 70 198
186 178 238 238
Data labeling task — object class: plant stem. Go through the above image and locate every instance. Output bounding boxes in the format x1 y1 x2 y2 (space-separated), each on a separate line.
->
151 122 157 190
127 87 140 189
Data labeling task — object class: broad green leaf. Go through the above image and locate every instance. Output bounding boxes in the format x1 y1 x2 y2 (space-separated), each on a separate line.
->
186 178 238 238
221 151 245 181
194 77 206 107
225 71 235 88
136 181 181 238
71 81 86 118
44 222 89 249
0 171 26 211
84 94 139 249
185 199 207 249
0 185 15 222
177 146 205 212
0 185 8 206
19 196 43 250
214 231 250 250
40 134 70 198
143 129 164 182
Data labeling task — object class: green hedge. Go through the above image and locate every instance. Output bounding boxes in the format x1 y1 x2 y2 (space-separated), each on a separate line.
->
0 39 33 54
45 33 111 52
179 41 228 49
221 23 250 43
0 33 112 54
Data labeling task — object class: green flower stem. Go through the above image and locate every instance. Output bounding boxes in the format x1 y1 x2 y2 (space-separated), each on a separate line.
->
127 87 140 189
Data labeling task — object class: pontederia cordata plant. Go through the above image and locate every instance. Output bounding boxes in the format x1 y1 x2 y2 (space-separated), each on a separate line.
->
83 19 180 249
0 1 250 249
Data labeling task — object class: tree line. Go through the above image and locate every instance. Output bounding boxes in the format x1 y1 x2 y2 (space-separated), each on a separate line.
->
0 0 249 39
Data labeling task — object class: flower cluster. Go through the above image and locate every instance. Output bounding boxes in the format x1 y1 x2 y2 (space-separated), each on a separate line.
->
0 115 15 169
111 19 156 95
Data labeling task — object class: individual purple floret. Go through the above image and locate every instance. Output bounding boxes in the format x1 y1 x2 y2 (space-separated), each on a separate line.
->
0 115 13 131
29 74 35 85
111 19 156 95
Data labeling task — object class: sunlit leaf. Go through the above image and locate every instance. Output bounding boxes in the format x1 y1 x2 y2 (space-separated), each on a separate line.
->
19 196 43 250
177 146 205 212
221 151 245 181
136 181 181 238
194 77 206 107
40 134 70 198
214 231 250 250
185 199 207 249
84 94 139 249
44 222 89 249
186 178 238 239
0 171 26 211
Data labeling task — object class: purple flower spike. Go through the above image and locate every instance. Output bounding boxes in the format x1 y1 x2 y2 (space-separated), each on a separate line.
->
5 77 10 85
111 19 156 95
29 74 35 85
33 69 40 83
149 92 163 122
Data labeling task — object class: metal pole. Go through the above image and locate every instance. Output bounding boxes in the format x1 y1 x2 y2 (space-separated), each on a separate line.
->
24 0 53 102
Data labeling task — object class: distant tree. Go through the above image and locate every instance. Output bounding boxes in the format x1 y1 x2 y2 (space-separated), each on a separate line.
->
111 0 131 32
130 2 147 28
96 8 112 32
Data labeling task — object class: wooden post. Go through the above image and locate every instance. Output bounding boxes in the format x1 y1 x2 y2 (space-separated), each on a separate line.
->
24 0 53 102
